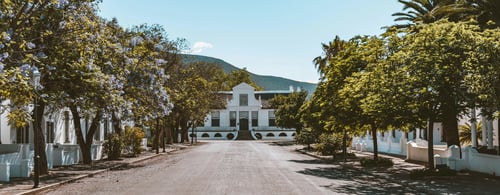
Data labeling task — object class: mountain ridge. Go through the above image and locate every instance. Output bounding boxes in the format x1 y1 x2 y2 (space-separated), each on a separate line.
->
181 54 317 93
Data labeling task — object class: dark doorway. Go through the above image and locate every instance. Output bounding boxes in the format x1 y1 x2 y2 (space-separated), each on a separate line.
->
239 119 249 131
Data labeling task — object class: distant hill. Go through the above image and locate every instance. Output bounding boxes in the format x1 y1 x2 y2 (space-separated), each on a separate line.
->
181 54 317 93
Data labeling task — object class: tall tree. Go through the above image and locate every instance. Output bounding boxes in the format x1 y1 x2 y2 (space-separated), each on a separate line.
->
396 20 500 150
313 36 346 78
165 62 227 143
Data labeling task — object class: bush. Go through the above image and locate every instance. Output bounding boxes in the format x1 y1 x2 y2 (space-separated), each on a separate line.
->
295 129 316 150
315 133 342 156
359 157 394 167
122 126 145 156
103 133 123 160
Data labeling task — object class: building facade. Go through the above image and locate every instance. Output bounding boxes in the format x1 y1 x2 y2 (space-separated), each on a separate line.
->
195 83 296 140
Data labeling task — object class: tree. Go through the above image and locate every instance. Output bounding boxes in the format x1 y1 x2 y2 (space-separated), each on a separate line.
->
313 36 346 78
392 0 470 29
224 68 263 90
1 0 103 173
337 34 416 161
459 0 500 28
165 62 227 143
269 90 308 133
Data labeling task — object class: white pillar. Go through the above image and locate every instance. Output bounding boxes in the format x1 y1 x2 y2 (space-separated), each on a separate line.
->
471 108 477 147
482 115 488 146
487 119 494 150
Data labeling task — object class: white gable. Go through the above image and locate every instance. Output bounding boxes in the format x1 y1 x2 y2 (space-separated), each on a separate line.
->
232 82 254 92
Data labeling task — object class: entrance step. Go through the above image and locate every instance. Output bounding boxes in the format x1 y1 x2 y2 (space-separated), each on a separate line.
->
236 130 254 140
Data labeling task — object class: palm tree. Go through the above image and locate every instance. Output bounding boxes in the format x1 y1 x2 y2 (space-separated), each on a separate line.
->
313 36 346 79
462 0 500 28
459 121 482 146
391 0 466 29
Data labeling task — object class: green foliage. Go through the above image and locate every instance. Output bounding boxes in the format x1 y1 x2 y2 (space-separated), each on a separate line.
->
315 133 342 156
269 91 308 132
459 121 483 145
122 126 145 156
103 133 123 160
294 128 316 150
359 157 394 167
224 68 263 90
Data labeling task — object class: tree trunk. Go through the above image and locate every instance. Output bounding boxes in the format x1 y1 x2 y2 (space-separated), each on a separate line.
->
162 125 166 152
166 124 173 144
155 118 160 154
180 118 189 143
342 129 347 163
371 124 378 161
70 106 102 164
442 102 460 147
427 119 435 169
172 127 179 143
111 111 122 135
34 100 49 175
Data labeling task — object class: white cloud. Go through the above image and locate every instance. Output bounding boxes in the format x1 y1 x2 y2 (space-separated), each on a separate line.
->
184 41 213 54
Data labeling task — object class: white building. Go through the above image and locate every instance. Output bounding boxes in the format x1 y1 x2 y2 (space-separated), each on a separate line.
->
0 102 109 181
195 83 296 140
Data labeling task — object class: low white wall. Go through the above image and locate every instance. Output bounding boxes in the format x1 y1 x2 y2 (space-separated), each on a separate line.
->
196 131 238 140
352 134 406 156
52 144 80 166
252 130 295 141
442 146 500 176
406 141 450 162
0 144 33 181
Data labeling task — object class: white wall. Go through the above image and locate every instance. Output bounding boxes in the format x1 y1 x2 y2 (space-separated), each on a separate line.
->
0 100 10 144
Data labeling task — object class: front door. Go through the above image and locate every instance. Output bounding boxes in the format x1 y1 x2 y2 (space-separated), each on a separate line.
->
239 119 249 131
239 111 249 131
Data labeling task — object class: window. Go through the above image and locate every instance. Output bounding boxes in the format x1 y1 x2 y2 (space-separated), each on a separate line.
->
104 118 109 139
239 94 248 106
268 111 276 127
251 111 258 127
64 110 70 143
46 122 55 143
211 111 220 127
94 119 101 141
16 126 29 144
230 111 237 127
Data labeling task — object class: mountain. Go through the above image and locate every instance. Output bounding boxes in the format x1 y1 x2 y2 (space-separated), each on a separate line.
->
181 54 317 93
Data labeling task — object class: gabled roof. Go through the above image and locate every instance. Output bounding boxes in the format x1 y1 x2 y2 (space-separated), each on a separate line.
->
232 82 254 91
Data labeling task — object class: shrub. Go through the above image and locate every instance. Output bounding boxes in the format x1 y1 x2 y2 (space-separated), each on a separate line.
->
315 133 342 156
359 157 394 167
103 133 123 160
122 126 145 156
295 129 316 150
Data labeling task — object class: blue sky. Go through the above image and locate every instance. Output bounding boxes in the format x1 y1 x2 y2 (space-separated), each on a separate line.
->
99 0 403 83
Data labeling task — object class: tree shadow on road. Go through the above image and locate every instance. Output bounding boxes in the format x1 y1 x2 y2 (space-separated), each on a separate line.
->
288 159 332 164
297 166 422 194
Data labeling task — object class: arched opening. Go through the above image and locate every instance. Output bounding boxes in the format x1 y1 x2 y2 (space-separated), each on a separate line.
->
227 133 234 140
291 133 296 137
189 133 196 137
214 133 222 137
201 133 210 138
266 133 275 137
279 132 287 137
255 133 262 140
